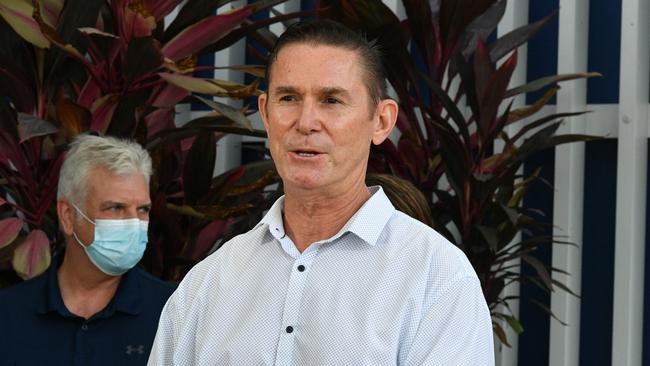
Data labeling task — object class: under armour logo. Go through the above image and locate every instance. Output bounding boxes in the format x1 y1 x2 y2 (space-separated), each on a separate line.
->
125 344 145 355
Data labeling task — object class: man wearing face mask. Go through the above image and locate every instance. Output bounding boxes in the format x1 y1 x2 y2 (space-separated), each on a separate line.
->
0 134 175 366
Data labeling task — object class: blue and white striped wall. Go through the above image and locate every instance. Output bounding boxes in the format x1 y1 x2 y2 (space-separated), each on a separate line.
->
168 1 647 365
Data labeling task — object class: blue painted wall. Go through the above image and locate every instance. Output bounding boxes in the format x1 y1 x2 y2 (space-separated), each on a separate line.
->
579 139 617 365
518 149 555 366
587 1 621 104
526 0 559 105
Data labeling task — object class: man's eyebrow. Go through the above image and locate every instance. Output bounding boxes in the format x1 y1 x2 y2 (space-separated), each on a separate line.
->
320 87 351 97
273 86 300 94
99 201 125 208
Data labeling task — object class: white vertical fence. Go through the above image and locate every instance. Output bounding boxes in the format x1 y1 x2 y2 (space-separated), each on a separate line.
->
168 1 646 364
613 0 649 365
550 0 589 365
495 1 529 365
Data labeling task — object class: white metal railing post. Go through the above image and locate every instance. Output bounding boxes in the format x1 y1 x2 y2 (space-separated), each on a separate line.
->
550 0 589 365
494 1 529 365
211 1 247 175
612 0 650 365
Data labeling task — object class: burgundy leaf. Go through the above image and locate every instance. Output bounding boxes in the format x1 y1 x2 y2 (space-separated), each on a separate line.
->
145 0 184 21
191 220 229 260
0 217 23 249
89 94 119 132
151 82 190 108
145 108 175 138
162 6 253 61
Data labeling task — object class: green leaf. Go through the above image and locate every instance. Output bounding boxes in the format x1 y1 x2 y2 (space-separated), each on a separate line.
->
0 0 50 48
193 95 254 131
38 0 64 28
159 72 261 98
505 315 524 334
12 229 51 280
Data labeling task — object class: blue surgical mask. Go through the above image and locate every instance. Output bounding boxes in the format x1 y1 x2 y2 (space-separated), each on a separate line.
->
71 203 148 276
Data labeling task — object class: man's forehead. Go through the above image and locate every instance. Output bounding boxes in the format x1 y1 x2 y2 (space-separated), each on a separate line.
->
84 167 150 199
269 44 365 89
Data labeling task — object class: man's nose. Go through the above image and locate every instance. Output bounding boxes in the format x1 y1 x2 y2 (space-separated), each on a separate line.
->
295 98 322 134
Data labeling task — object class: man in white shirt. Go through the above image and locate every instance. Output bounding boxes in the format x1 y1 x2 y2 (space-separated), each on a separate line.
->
148 19 494 365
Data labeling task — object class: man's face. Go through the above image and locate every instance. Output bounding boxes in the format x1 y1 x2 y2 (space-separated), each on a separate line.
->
259 43 386 193
71 166 151 245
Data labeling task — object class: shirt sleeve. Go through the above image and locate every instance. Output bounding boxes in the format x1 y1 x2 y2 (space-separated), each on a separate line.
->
147 292 178 366
404 276 495 366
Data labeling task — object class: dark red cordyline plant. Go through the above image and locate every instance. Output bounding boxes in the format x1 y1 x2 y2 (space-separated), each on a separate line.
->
0 0 295 285
319 0 598 344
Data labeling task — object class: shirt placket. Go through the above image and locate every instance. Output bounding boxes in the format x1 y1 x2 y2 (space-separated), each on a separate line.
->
74 319 91 366
274 238 320 366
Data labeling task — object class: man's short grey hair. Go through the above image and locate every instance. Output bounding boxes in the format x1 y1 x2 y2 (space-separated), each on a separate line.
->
57 134 153 208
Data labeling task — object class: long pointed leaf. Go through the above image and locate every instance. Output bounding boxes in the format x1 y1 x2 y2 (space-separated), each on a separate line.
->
183 132 217 204
12 229 51 279
0 217 23 249
489 11 555 62
193 95 254 131
0 0 50 48
163 6 253 61
505 72 601 98
17 113 59 142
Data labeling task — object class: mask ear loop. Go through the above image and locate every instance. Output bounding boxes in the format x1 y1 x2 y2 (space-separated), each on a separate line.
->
69 202 95 247
70 202 95 225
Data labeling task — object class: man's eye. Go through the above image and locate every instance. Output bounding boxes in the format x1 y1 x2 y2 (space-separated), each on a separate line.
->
106 206 123 212
279 95 296 102
323 97 340 104
139 207 151 214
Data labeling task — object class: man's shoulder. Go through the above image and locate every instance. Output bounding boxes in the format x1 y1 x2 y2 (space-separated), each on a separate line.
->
199 224 269 265
0 270 48 309
385 210 476 277
131 267 176 297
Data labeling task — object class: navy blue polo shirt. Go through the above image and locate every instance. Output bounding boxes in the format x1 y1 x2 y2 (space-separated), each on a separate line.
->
0 254 176 366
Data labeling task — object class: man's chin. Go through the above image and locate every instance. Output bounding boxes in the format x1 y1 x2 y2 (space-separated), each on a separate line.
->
283 174 328 192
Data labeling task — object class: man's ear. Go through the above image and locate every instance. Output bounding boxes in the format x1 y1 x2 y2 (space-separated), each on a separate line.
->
258 93 270 132
371 98 399 145
57 197 75 236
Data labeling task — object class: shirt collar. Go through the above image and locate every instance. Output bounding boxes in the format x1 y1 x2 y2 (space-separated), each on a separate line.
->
257 186 395 246
38 250 142 317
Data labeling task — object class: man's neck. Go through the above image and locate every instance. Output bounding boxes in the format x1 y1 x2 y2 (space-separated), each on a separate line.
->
283 182 371 252
57 246 121 319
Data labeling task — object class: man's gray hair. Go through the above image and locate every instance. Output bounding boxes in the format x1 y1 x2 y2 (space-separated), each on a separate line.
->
57 134 153 208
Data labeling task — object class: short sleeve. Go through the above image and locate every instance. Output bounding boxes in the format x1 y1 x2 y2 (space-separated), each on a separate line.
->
404 276 494 366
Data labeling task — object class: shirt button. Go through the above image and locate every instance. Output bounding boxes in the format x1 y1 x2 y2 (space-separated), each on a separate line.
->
286 326 294 333
81 324 88 331
297 265 305 272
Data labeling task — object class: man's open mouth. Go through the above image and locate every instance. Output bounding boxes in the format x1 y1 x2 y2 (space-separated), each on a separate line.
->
292 149 322 157
296 151 318 157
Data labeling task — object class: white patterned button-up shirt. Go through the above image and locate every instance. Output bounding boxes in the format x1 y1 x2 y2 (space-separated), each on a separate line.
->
148 187 494 365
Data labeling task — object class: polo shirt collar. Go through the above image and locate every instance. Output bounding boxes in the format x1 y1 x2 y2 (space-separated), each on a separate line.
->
38 250 142 317
258 186 395 246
